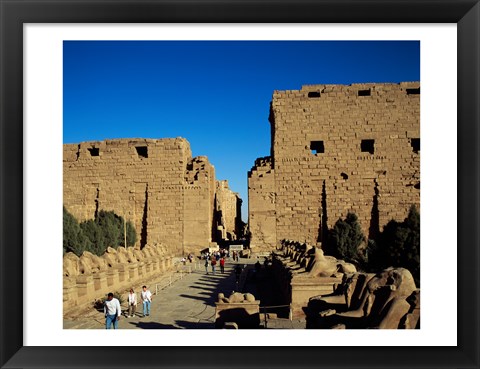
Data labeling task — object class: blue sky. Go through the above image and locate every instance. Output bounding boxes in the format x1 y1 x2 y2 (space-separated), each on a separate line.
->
63 41 420 221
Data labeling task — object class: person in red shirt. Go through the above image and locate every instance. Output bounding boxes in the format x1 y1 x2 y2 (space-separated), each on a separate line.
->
220 257 225 273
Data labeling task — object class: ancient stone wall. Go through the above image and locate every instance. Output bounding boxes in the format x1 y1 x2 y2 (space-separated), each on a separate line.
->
249 82 420 250
64 138 234 256
183 156 216 254
215 180 242 240
248 157 276 250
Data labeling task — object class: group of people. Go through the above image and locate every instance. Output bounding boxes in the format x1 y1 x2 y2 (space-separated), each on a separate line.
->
180 253 194 265
103 285 153 329
202 248 243 275
103 248 247 328
204 252 226 275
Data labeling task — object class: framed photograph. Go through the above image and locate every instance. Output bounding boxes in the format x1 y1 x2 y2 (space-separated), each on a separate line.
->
1 0 478 368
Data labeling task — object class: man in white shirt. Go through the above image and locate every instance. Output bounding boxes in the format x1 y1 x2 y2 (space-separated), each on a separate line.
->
104 292 121 329
140 285 153 317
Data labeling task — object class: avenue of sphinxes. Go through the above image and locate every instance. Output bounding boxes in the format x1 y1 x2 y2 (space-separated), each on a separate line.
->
64 82 420 329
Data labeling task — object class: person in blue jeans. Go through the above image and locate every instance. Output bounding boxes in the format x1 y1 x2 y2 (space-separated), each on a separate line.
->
140 285 152 317
104 292 121 329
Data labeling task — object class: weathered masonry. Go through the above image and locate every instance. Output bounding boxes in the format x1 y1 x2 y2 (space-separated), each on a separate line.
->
249 82 420 251
64 138 242 255
215 180 243 241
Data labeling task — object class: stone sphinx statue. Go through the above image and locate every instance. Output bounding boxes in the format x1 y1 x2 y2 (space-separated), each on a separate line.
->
140 245 154 258
78 251 107 274
307 272 375 323
101 247 120 267
217 292 256 304
309 247 357 277
114 247 131 264
133 248 146 262
125 247 137 263
327 267 417 329
400 289 420 329
63 252 80 277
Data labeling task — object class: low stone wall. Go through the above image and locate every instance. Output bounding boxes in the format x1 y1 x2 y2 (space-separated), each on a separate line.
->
63 244 176 313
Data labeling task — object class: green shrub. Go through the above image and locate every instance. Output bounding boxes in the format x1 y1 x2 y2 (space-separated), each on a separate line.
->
64 207 137 257
326 213 366 265
80 219 107 256
125 220 137 247
96 210 123 249
95 210 137 248
367 205 420 286
63 206 91 256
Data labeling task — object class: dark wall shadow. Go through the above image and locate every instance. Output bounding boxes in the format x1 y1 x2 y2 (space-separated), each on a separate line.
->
129 321 178 329
190 285 216 292
174 320 214 329
193 281 218 287
179 294 213 305
368 179 380 240
140 184 148 249
317 180 329 248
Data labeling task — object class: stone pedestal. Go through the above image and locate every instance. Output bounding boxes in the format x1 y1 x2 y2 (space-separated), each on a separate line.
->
107 268 120 288
93 271 108 292
63 277 78 309
215 301 261 329
117 265 127 284
145 261 152 277
137 262 146 278
76 275 95 304
151 259 159 273
129 264 139 281
290 276 341 317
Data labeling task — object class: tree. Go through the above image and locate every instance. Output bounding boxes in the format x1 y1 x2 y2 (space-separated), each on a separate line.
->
327 212 365 264
80 219 106 256
63 206 91 256
96 210 123 249
367 205 420 285
64 207 137 257
83 210 137 252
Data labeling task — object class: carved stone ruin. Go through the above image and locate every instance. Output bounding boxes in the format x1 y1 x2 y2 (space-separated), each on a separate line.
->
215 292 260 328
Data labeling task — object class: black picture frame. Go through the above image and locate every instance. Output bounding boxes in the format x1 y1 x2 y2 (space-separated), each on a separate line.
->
1 1 478 368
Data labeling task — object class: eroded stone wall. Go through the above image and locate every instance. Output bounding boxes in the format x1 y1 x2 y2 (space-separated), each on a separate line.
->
64 138 238 255
248 157 276 250
215 180 242 240
184 156 216 254
249 82 420 250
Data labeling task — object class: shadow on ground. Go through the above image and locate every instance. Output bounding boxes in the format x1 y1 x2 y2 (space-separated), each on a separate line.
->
175 320 214 329
129 321 178 329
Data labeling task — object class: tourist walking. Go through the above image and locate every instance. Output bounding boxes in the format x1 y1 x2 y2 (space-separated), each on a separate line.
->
211 256 217 275
104 292 121 329
205 257 209 274
220 257 225 273
140 285 153 317
127 288 137 318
